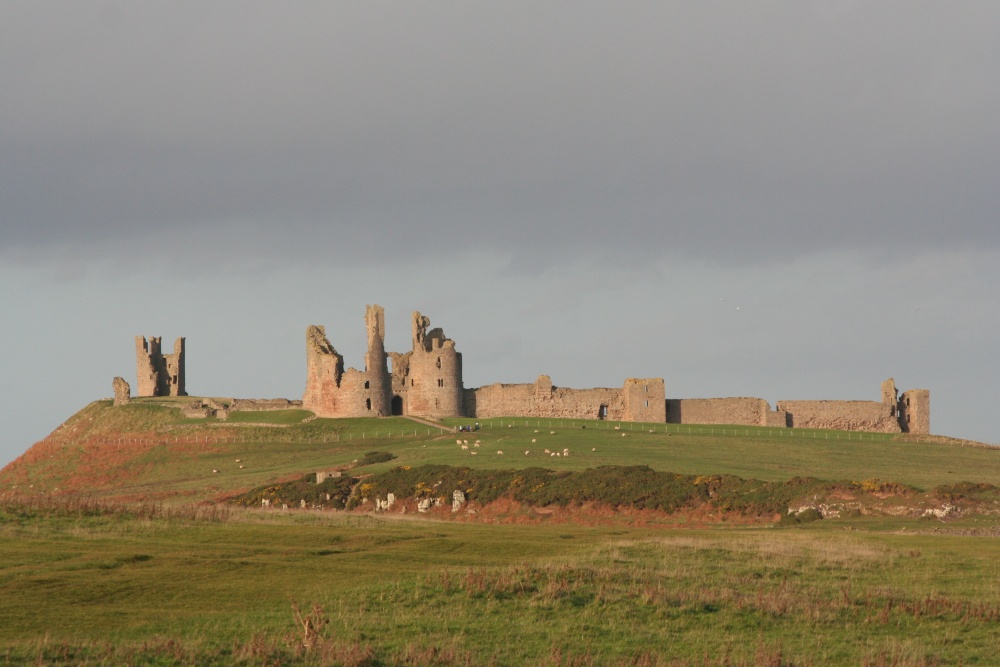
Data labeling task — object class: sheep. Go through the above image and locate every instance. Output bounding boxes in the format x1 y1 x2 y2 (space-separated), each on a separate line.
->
614 425 621 430
531 438 537 444
456 439 463 445
534 430 539 433
239 465 244 469
470 451 477 456
525 450 530 455
475 440 482 445
544 448 550 453
261 499 270 507
463 439 469 445
496 450 504 455
550 431 556 435
235 459 242 463
461 444 469 450
474 442 481 448
592 447 596 451
621 433 627 437
649 429 655 433
212 469 219 473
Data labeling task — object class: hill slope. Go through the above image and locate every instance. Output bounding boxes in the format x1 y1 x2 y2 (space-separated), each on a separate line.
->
2 398 997 509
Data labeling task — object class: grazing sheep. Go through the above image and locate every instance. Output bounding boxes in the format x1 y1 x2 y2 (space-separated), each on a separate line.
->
235 459 241 463
475 440 481 445
212 469 219 473
261 499 270 507
550 431 556 435
649 429 655 433
463 440 469 445
592 447 596 451
456 439 463 445
461 444 469 450
621 433 627 437
525 450 530 455
563 452 569 458
474 442 481 448
239 465 244 469
544 448 550 454
531 438 537 444
470 451 477 456
614 426 621 430
496 450 503 455
534 430 539 433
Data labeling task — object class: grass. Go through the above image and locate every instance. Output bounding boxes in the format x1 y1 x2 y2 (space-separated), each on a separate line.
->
3 404 999 503
2 401 1000 664
2 501 1000 665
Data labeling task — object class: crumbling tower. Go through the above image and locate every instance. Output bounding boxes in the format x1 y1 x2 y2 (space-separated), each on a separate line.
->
401 311 464 418
135 336 186 397
302 305 392 418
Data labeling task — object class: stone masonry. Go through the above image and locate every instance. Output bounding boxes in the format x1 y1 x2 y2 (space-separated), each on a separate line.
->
300 306 930 433
135 336 186 397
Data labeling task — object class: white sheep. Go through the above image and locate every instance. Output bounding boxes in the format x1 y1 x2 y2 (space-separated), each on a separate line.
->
621 433 627 437
496 450 503 455
550 431 556 435
474 442 481 448
531 438 537 444
461 444 469 450
212 469 219 473
456 439 463 445
470 451 477 456
525 450 530 455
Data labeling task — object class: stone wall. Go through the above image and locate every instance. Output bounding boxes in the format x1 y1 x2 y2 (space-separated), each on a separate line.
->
666 397 775 426
776 399 902 433
112 377 131 406
229 398 304 412
465 375 665 422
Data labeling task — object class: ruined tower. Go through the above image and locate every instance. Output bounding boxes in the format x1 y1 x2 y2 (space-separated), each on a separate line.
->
899 389 930 435
302 305 392 418
392 311 465 419
135 336 186 397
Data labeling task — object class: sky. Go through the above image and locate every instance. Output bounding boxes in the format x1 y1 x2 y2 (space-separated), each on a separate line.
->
2 2 998 468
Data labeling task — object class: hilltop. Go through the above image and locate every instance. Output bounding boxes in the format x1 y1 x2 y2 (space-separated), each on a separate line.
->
2 397 997 523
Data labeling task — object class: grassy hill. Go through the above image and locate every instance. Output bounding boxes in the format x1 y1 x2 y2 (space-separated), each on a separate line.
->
2 397 997 505
3 398 1000 665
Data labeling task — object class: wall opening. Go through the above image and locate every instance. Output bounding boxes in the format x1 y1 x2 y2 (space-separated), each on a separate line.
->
598 404 608 420
437 379 444 387
391 395 403 416
364 380 370 389
365 398 372 411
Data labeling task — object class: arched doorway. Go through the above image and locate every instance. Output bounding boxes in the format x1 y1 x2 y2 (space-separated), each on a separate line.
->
391 395 404 416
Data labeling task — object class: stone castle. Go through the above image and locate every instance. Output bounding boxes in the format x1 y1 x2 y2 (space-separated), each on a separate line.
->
128 305 929 434
300 305 930 434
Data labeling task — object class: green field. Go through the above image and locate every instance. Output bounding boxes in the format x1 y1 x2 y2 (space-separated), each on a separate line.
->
1 400 999 665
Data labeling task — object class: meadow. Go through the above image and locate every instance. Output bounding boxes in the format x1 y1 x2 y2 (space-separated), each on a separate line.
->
1 400 999 665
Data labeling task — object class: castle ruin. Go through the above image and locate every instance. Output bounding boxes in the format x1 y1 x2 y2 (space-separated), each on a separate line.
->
302 305 930 434
135 336 186 397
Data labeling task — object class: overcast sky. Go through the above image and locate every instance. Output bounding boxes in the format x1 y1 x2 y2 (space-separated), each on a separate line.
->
2 2 998 468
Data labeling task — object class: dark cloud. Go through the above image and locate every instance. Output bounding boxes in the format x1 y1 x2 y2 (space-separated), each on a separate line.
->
2 3 999 271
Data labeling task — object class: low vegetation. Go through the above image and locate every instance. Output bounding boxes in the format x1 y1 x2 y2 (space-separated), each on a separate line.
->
1 400 999 664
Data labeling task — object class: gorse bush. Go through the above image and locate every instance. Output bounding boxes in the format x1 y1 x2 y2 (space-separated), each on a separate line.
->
358 451 397 466
349 465 837 517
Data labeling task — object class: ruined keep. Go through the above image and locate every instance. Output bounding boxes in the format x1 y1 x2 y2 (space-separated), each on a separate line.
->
304 305 464 419
135 336 186 397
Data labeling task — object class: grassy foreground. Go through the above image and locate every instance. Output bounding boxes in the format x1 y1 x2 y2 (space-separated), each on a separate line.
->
2 499 1000 666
